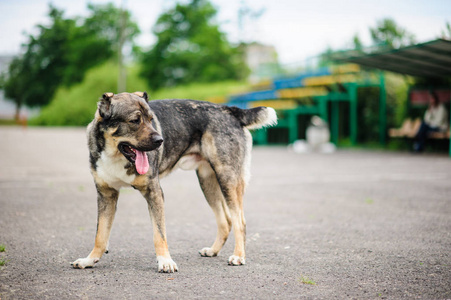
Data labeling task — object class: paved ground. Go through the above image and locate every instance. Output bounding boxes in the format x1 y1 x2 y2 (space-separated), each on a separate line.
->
0 127 450 299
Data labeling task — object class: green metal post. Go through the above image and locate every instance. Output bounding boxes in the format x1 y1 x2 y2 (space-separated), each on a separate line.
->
318 95 328 121
254 128 267 145
288 110 298 143
349 83 358 145
331 100 339 145
379 72 387 145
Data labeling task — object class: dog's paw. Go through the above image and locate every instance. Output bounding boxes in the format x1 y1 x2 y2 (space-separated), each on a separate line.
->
71 257 99 269
228 255 245 266
199 247 218 257
157 256 178 273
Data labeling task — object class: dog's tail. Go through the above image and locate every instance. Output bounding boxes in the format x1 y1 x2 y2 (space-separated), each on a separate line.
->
228 106 278 130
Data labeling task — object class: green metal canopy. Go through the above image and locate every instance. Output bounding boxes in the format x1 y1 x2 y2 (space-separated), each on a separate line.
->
342 39 451 78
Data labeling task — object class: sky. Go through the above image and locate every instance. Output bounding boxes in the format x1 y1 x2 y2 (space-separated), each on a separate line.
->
0 0 450 65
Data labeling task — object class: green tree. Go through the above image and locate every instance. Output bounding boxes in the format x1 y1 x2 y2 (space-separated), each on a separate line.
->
1 3 139 118
140 0 247 90
317 46 335 67
62 3 140 86
0 57 29 119
1 6 71 116
352 34 364 52
369 18 415 49
441 22 451 39
84 3 140 48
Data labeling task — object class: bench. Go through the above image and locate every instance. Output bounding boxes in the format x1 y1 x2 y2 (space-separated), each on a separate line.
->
389 118 450 139
389 88 450 140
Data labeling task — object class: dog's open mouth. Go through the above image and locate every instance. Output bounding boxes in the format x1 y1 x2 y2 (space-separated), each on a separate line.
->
118 143 149 175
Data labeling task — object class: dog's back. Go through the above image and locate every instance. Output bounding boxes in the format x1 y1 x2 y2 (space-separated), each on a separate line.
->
149 99 276 131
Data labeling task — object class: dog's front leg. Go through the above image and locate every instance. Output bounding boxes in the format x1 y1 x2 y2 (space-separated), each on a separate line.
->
140 182 178 273
72 185 119 269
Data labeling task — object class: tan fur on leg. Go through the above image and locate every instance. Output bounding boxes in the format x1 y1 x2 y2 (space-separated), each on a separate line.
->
72 185 118 269
226 184 247 265
140 183 178 273
197 163 232 257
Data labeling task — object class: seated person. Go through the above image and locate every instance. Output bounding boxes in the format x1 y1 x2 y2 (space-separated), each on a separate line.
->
413 92 449 152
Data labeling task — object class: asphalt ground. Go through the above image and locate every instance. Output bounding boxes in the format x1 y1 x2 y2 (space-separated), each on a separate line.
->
0 127 450 299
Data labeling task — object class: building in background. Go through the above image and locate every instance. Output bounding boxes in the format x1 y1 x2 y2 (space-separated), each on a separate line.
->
244 42 280 83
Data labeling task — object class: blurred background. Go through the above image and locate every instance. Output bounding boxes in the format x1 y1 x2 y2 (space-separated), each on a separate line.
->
0 0 450 152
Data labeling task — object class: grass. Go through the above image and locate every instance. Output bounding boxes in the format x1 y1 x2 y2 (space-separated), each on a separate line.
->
0 244 7 267
365 198 374 204
151 80 249 103
0 258 7 266
299 275 316 285
0 119 18 126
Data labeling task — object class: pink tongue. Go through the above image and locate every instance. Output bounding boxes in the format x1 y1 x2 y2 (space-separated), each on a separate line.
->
135 150 149 175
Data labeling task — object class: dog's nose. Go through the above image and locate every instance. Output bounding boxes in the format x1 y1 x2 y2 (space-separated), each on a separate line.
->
152 135 164 148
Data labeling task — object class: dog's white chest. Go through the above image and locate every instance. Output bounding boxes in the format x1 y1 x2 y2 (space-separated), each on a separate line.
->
96 152 136 190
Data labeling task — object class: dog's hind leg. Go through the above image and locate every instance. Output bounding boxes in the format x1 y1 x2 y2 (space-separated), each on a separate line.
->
200 131 248 265
72 185 119 269
196 163 232 257
219 177 247 266
205 162 247 265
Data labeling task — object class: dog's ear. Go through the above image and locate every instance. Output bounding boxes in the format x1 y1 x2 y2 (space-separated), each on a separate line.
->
103 92 114 99
133 91 149 102
98 93 114 120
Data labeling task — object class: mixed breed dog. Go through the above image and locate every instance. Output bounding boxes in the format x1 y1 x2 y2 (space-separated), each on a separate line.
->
71 92 277 272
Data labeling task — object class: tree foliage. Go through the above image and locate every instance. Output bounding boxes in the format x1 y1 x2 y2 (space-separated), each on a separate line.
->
30 61 149 126
369 18 415 49
318 18 417 66
140 0 247 90
441 22 451 39
1 57 29 119
1 3 139 117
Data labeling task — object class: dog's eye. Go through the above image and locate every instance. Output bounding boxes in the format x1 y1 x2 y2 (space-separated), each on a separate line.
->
130 117 141 124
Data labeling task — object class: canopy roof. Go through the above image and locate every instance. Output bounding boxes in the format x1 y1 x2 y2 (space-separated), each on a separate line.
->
341 39 451 78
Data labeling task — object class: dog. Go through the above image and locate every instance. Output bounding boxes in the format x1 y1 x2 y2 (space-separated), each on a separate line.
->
71 92 277 272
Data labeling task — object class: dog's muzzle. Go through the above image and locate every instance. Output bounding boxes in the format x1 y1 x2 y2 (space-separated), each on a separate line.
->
151 134 164 150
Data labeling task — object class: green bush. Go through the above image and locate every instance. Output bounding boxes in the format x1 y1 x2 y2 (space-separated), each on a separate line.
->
354 72 412 144
30 61 149 126
30 60 249 126
151 80 248 102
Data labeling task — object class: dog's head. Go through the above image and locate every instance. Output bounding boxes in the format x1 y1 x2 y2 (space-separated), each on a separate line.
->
96 92 163 175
